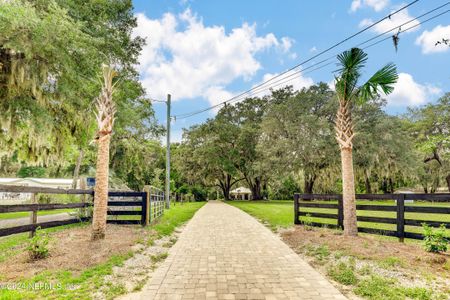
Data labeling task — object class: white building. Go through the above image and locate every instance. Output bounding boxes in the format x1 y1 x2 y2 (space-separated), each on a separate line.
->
230 187 252 200
0 178 76 203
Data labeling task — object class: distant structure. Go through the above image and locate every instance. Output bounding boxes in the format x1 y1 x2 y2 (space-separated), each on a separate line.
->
0 178 78 203
230 187 252 200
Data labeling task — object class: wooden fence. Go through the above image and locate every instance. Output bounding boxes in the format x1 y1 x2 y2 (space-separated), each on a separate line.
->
0 185 149 237
143 185 165 225
294 193 450 241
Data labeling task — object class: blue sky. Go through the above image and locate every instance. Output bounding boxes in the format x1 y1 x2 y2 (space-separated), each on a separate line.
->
132 0 450 142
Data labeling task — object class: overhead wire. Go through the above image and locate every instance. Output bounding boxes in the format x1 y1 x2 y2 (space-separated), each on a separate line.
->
237 6 450 99
175 2 450 119
172 0 421 119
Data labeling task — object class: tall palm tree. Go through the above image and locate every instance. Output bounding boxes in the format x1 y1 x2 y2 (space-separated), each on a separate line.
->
334 48 398 236
91 65 117 240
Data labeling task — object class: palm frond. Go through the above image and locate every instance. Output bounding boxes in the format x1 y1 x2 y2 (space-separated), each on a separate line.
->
358 63 398 103
336 48 368 76
335 48 368 101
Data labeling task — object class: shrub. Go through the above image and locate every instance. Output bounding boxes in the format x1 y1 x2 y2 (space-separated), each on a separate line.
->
27 227 50 260
422 223 448 253
328 262 357 285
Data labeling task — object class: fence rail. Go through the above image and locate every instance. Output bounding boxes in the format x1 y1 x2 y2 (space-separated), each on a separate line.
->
0 185 152 237
294 193 450 241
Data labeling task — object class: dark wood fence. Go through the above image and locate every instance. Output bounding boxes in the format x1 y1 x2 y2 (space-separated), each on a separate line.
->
0 185 148 237
294 193 450 241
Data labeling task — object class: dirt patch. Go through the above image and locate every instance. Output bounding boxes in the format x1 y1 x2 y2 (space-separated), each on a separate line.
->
281 226 450 277
280 226 450 298
0 225 143 280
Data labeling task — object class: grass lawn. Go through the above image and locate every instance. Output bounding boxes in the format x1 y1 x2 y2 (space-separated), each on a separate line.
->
0 202 205 300
0 209 76 220
227 200 294 230
227 200 450 237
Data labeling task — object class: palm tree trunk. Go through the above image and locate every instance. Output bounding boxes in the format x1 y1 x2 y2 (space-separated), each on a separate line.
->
341 147 358 236
92 135 110 240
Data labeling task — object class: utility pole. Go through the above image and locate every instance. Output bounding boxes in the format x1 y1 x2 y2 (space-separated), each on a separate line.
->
165 94 171 209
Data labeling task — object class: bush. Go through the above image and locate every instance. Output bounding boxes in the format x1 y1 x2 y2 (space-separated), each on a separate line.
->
27 227 50 260
328 262 357 286
422 223 448 253
17 166 46 178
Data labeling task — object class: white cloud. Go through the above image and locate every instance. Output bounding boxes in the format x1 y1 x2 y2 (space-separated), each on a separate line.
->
351 0 389 12
359 8 419 34
309 46 317 53
386 73 442 107
415 25 450 54
133 9 295 106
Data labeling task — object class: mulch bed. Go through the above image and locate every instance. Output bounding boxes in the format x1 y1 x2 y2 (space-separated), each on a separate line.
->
0 224 145 280
281 225 450 277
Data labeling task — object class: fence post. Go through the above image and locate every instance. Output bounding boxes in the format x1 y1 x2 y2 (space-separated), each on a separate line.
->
294 194 300 224
397 194 405 242
142 186 150 226
141 192 148 226
338 195 344 229
29 193 38 237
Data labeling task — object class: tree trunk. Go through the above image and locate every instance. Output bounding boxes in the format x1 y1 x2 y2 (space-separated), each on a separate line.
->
252 177 263 200
72 149 84 189
388 178 394 193
341 148 358 236
446 174 450 192
364 170 371 194
219 174 232 200
304 175 316 194
91 135 111 240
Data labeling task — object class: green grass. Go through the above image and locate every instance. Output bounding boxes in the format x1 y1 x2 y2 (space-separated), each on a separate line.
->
327 261 358 286
152 202 206 237
0 209 76 220
354 275 440 300
228 200 450 237
227 200 294 230
0 202 205 300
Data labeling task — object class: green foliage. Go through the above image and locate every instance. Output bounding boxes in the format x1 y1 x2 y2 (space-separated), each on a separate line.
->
355 275 434 300
335 48 398 105
306 244 330 262
27 227 50 260
379 256 405 269
422 223 448 253
150 252 168 263
327 262 357 285
152 202 206 237
17 166 46 178
268 176 300 200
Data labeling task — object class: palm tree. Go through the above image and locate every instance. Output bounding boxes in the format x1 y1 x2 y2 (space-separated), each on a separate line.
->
334 48 398 236
91 65 117 240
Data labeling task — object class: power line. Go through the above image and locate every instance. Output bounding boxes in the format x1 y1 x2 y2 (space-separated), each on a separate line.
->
172 0 420 119
175 2 450 119
229 6 450 100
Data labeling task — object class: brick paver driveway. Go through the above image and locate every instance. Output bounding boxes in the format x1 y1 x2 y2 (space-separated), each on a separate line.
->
140 201 346 300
